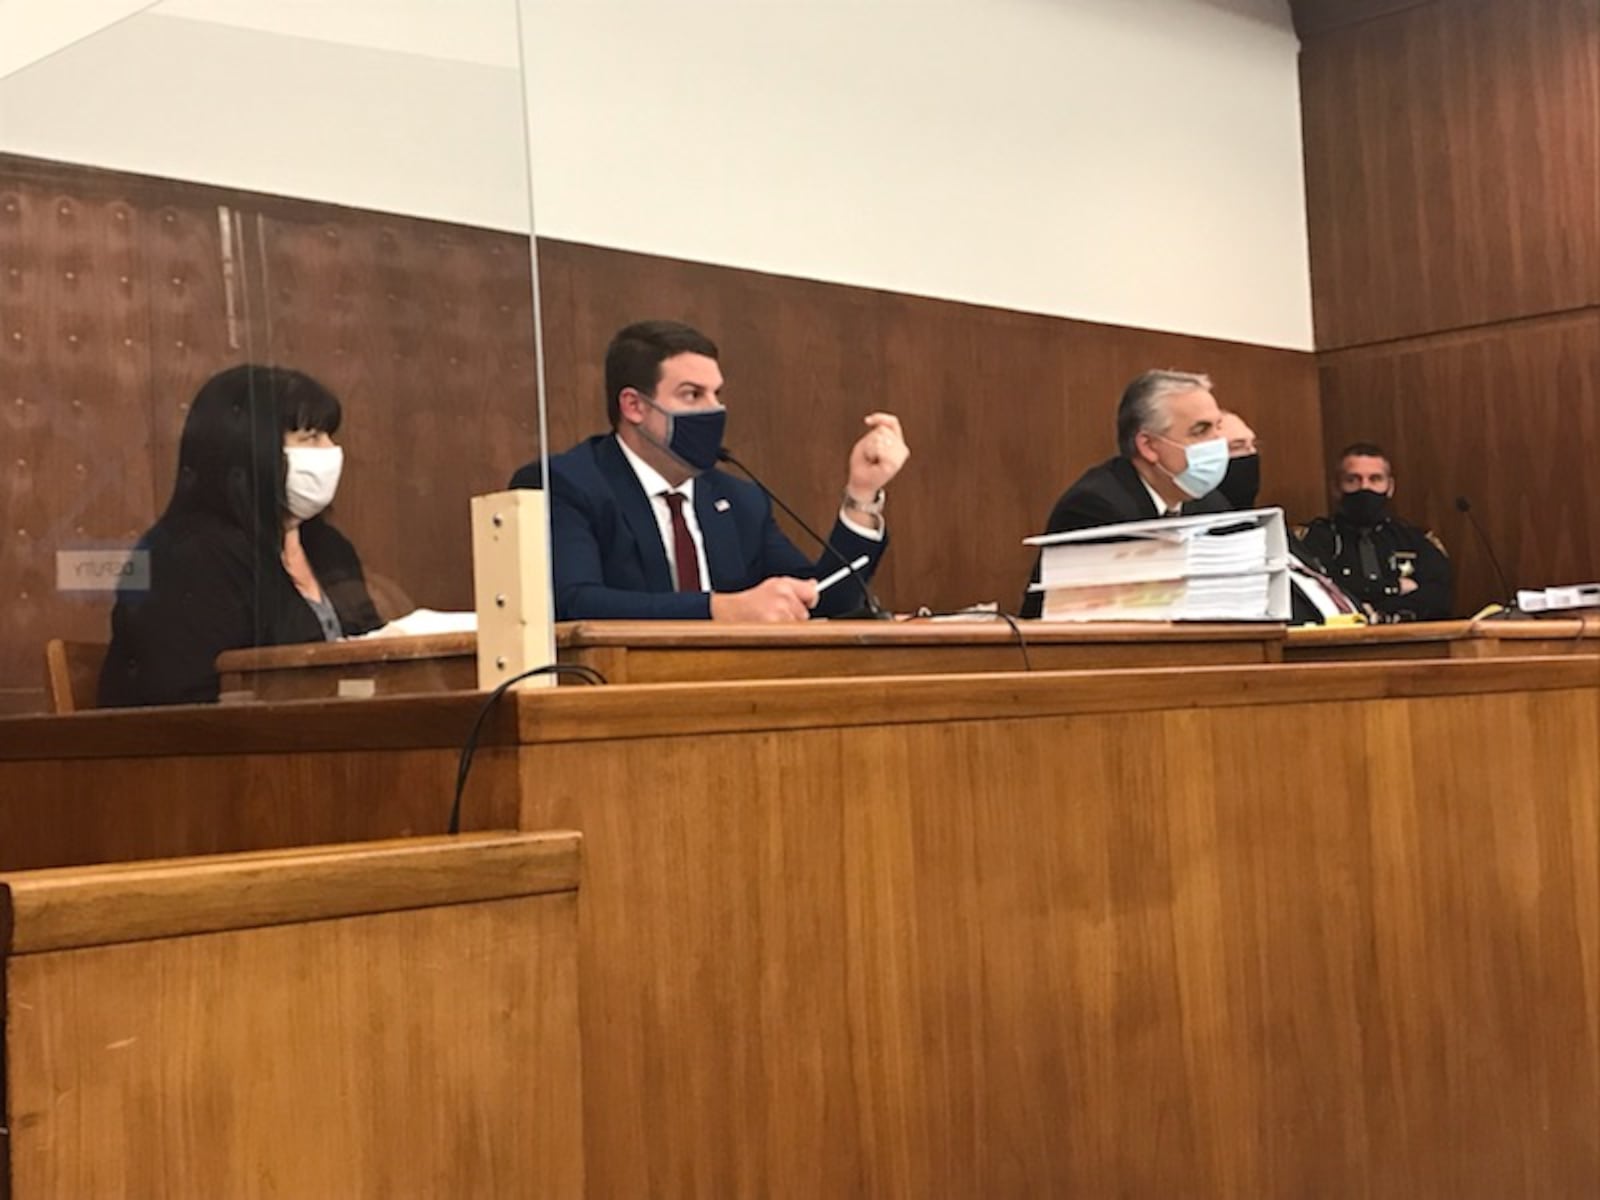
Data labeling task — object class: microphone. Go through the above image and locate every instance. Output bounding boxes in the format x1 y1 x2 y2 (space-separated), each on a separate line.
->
716 447 890 620
1454 495 1513 603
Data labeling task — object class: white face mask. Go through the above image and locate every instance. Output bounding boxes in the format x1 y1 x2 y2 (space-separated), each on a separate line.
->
283 445 343 520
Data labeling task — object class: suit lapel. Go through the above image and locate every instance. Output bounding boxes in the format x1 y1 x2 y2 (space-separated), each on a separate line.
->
694 472 744 590
1110 457 1162 519
596 436 674 591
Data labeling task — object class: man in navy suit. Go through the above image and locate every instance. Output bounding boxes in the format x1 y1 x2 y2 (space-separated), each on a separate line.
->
510 320 910 621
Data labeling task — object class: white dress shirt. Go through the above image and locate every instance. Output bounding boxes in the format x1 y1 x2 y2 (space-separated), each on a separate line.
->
1140 475 1183 517
616 436 712 589
614 435 883 594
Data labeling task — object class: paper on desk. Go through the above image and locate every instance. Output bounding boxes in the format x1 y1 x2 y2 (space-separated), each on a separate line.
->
913 603 1003 622
358 608 478 638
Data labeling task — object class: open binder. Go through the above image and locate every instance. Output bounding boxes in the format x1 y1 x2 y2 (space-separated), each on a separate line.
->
1024 507 1291 621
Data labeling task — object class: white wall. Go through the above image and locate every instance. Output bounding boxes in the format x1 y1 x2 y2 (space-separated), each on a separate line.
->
0 3 530 232
0 0 1314 349
521 0 1315 350
0 0 154 82
148 0 519 68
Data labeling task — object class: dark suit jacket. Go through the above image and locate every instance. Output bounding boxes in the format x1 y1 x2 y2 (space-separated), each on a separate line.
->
1019 456 1232 617
509 434 888 620
99 512 380 707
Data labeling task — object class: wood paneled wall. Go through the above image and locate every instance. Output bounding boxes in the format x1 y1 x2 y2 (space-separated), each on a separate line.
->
539 241 1324 628
1 154 1320 712
1320 313 1600 610
1298 0 1600 613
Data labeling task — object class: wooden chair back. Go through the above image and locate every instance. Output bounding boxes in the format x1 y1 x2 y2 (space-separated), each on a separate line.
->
44 638 108 714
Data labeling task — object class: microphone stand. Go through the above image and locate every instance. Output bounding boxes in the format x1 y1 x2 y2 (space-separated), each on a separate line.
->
717 448 891 620
1454 495 1513 608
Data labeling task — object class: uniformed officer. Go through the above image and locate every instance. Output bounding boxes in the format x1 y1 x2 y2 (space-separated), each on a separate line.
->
1297 442 1452 622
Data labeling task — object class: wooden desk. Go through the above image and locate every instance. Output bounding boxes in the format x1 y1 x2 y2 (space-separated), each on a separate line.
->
2 833 582 1198
216 619 1285 700
2 657 1596 1196
1471 615 1600 656
1286 617 1600 662
1285 619 1476 660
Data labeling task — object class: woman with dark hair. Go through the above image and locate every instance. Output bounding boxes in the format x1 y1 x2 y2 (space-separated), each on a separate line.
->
99 364 380 707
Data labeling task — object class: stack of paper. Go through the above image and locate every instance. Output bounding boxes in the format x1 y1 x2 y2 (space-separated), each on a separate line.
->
1025 508 1290 622
1516 585 1600 613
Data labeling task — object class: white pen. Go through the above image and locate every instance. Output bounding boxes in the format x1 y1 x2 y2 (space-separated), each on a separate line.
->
816 555 871 595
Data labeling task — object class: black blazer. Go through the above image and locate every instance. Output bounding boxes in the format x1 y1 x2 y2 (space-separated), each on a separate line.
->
1019 456 1232 617
99 512 380 707
509 434 887 620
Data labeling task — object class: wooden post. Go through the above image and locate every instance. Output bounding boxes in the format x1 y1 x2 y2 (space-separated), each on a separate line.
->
471 489 555 691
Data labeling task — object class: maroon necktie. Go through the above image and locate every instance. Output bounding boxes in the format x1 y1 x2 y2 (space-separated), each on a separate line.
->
662 492 703 592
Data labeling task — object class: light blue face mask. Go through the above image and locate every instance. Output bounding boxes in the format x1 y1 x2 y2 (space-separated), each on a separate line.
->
1155 434 1229 500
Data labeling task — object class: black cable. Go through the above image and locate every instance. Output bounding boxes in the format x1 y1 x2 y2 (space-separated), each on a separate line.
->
1566 610 1599 647
717 447 888 619
993 611 1034 672
905 608 1033 672
1454 495 1513 602
448 662 606 835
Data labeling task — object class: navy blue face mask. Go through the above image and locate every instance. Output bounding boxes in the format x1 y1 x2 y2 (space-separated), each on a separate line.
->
642 396 727 473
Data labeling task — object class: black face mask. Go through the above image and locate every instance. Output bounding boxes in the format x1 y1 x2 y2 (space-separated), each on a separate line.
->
1338 488 1389 526
1218 454 1260 510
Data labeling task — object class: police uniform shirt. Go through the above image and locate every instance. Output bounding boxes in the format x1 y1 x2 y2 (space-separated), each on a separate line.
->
1296 511 1452 622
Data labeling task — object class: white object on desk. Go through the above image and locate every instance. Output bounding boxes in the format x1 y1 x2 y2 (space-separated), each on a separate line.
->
1517 584 1600 613
359 608 478 638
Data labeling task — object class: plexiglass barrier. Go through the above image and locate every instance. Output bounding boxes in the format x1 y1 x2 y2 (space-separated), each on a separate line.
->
0 0 546 712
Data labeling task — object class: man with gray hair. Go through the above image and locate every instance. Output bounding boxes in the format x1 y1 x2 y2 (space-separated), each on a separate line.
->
1020 369 1231 617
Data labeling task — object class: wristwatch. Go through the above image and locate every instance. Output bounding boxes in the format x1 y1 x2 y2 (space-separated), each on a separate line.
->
842 488 886 518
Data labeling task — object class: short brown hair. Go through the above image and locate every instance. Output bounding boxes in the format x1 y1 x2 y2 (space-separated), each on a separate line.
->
605 320 719 427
